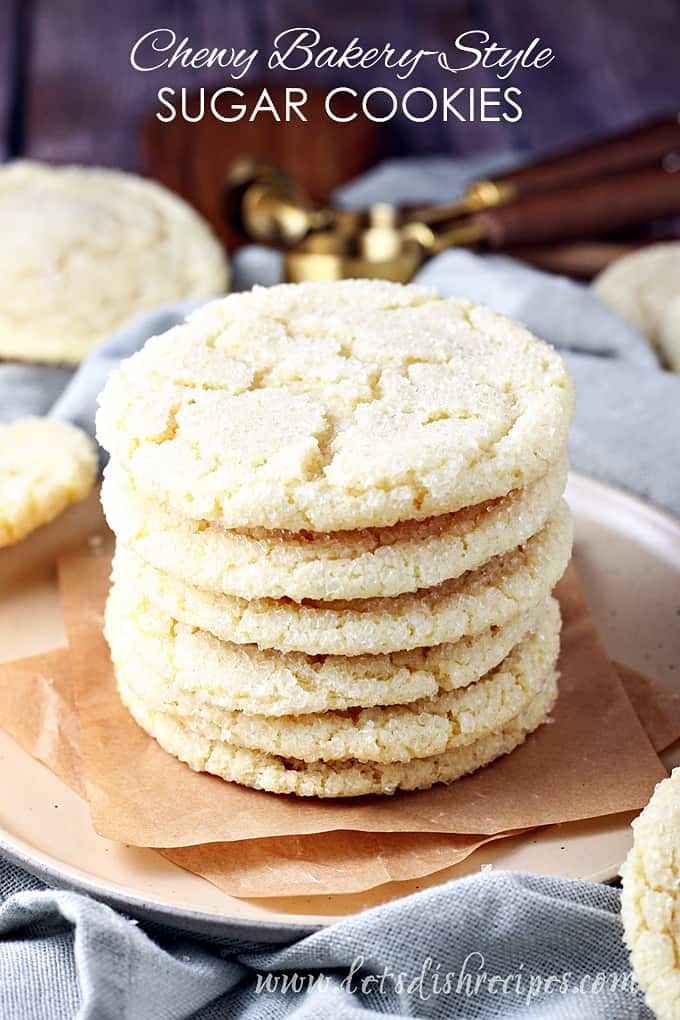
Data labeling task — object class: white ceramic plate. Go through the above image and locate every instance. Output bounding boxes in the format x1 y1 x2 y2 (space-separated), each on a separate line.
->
0 475 679 940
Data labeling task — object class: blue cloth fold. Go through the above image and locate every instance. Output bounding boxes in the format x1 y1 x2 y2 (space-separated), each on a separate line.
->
1 154 676 1018
0 859 653 1019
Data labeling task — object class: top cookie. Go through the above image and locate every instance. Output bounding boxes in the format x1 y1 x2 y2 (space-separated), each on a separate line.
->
0 161 229 365
97 281 574 532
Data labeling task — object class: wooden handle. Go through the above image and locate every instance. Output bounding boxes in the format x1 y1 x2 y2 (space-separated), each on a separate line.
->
495 115 680 198
509 241 642 279
476 166 680 248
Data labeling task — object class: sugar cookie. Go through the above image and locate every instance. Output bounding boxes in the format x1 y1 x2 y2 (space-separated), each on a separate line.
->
118 676 557 796
659 295 680 372
0 418 97 547
592 242 680 368
0 161 229 364
111 501 572 655
621 768 680 1020
96 280 574 531
101 456 567 601
105 577 553 716
114 609 559 764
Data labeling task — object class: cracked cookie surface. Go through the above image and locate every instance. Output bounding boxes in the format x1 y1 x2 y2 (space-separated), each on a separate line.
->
96 280 574 532
102 456 567 601
0 418 98 547
111 501 572 655
0 161 229 365
621 768 680 1020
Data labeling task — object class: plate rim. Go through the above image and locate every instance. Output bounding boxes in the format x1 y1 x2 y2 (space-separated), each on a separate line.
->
0 832 320 942
1 471 679 939
566 472 680 542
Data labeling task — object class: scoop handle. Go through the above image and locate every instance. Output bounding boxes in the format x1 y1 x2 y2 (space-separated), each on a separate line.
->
495 114 680 197
476 166 680 248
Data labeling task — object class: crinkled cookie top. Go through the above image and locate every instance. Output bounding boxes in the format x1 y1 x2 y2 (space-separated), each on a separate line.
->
97 280 574 532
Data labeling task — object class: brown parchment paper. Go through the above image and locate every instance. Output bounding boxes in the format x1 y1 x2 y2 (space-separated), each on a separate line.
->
0 647 518 895
55 553 667 846
616 661 680 753
0 650 84 795
158 832 517 898
1 627 678 897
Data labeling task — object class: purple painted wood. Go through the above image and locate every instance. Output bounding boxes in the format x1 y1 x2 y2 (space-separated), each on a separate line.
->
10 0 680 168
24 0 254 168
480 0 680 152
0 0 15 160
255 0 492 155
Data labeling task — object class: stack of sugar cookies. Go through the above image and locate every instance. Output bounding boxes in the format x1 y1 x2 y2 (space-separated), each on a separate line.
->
96 280 574 798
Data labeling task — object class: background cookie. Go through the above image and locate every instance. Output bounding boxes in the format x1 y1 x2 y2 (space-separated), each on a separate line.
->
118 676 557 797
0 417 97 547
96 280 574 532
102 456 567 601
621 768 680 1020
0 161 229 365
659 295 680 372
592 242 680 369
114 614 559 764
111 501 572 655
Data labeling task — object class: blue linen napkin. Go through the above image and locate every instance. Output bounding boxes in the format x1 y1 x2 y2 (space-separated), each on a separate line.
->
0 858 653 1018
2 153 677 1018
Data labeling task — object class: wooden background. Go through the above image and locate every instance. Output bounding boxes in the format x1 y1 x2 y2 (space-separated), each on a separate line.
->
0 0 678 169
